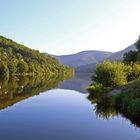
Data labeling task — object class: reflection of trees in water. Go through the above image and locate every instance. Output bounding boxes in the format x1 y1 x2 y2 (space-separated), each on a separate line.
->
0 75 67 110
87 94 119 119
119 110 140 129
87 93 140 128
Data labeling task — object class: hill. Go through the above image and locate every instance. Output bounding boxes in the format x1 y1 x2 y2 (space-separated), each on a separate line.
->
107 45 136 61
53 51 113 68
45 44 135 73
58 73 92 93
0 36 73 78
75 63 96 73
75 45 136 73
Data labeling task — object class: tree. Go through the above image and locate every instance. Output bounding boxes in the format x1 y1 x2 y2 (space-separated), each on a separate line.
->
8 63 16 75
92 61 127 87
0 35 74 77
17 53 23 60
135 36 140 51
128 63 140 81
28 62 35 73
17 61 29 73
0 62 9 78
123 51 137 64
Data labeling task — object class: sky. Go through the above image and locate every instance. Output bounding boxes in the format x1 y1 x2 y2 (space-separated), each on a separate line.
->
0 0 140 55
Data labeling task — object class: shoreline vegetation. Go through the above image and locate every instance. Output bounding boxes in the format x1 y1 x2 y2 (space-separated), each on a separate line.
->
0 36 74 79
87 36 140 119
87 89 140 128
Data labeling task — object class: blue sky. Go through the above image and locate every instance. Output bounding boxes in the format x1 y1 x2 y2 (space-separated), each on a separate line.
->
0 0 140 55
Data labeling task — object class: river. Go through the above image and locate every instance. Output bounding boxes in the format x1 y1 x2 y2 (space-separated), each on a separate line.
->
0 74 139 140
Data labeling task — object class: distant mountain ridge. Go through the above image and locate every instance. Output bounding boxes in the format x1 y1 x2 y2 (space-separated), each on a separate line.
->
106 45 136 61
45 44 136 73
75 44 136 73
52 50 113 68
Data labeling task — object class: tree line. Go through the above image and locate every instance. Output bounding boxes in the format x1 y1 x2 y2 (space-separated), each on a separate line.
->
0 36 74 79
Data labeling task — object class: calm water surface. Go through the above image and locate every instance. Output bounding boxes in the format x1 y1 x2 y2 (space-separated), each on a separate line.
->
0 74 139 140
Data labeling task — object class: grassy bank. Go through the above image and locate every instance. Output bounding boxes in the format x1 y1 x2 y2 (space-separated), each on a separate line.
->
115 80 140 118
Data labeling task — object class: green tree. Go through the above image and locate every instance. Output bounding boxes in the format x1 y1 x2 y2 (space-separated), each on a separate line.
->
17 61 29 73
28 62 35 73
93 61 127 87
123 51 137 64
0 62 9 78
17 53 23 60
135 36 140 51
0 35 74 77
8 63 16 75
128 63 140 81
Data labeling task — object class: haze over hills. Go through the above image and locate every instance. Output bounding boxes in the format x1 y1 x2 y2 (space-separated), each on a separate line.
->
107 44 136 61
58 73 91 93
46 44 136 73
53 51 113 68
75 44 136 73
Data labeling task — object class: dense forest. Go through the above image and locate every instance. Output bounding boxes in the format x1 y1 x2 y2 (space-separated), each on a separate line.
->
0 36 74 78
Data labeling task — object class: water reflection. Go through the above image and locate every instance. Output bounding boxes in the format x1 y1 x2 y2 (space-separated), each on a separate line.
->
0 75 65 110
87 93 140 128
58 73 92 93
0 74 139 140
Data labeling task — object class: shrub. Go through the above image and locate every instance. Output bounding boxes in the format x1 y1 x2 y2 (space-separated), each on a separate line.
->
123 51 137 64
92 61 127 87
126 63 140 81
86 83 111 94
115 80 140 118
131 63 140 79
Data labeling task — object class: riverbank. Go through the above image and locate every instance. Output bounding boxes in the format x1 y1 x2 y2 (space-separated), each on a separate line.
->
115 80 140 118
87 79 140 119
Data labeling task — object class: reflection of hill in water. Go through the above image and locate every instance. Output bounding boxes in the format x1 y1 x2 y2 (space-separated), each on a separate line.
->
0 73 89 110
58 73 92 93
0 75 65 110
